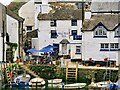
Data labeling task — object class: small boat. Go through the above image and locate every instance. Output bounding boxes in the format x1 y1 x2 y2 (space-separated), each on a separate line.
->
88 81 112 88
11 74 31 87
48 79 62 84
11 81 29 87
48 83 62 88
63 83 86 89
29 77 45 86
14 74 31 82
108 80 120 89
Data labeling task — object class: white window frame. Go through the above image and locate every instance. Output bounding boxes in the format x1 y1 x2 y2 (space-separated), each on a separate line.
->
76 46 81 54
110 43 119 49
94 26 107 36
115 27 120 37
100 43 109 49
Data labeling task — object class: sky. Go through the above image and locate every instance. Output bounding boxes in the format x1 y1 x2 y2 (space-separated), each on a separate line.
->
0 0 13 5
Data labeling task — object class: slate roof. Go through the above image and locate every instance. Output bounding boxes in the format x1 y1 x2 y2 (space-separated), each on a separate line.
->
82 14 120 31
91 0 120 12
37 9 82 20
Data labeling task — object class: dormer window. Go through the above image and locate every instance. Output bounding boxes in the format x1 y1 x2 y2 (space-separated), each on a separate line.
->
94 26 107 37
115 27 120 37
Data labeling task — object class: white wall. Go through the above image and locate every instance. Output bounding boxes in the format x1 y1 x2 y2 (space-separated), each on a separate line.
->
19 0 35 30
82 30 118 62
71 43 82 59
7 15 19 62
32 20 82 59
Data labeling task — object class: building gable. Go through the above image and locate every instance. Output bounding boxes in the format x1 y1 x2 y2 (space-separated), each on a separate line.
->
92 22 108 31
113 23 120 31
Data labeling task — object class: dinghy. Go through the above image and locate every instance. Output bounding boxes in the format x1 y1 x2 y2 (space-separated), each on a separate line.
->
88 81 112 88
29 77 45 87
63 83 86 89
48 79 62 84
11 74 30 87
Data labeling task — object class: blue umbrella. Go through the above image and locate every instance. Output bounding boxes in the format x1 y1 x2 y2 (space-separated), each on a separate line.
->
26 48 40 53
39 47 54 53
43 45 57 49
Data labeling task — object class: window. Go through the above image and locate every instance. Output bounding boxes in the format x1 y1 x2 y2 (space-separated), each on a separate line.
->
100 43 119 51
6 33 9 42
110 43 119 50
100 43 109 51
71 30 77 36
73 35 82 40
94 26 107 37
51 30 57 38
115 28 120 37
26 26 32 30
71 20 77 26
76 46 81 54
50 20 56 27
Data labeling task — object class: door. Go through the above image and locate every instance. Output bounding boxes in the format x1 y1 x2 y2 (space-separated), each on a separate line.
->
62 44 67 55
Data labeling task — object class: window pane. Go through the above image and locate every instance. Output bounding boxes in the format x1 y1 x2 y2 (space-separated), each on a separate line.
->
115 30 120 36
105 44 108 48
110 43 114 48
50 20 56 27
51 30 57 38
71 20 77 26
76 46 81 52
115 43 118 48
101 44 104 48
27 26 32 30
95 31 98 35
103 31 106 35
99 29 102 35
71 30 77 36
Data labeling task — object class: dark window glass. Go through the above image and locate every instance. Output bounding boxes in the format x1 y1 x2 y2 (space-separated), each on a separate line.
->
51 30 57 38
71 20 77 26
26 26 32 30
50 20 56 27
71 30 77 36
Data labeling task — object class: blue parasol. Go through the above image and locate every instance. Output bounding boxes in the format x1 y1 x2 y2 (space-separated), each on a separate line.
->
26 48 40 53
39 47 54 53
43 45 57 49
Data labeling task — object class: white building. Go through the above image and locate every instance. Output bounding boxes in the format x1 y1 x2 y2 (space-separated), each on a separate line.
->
33 8 83 60
82 0 120 66
0 3 24 62
19 0 84 60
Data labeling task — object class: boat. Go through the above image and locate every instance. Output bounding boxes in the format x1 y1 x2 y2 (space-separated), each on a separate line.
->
48 83 62 88
48 79 62 84
107 79 120 89
11 81 29 87
29 77 45 87
88 81 112 88
11 74 31 87
63 83 86 89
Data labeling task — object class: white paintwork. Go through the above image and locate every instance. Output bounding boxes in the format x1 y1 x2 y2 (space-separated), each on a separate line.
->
82 28 119 63
85 11 91 19
19 0 51 31
7 15 19 62
0 37 3 61
19 0 35 31
32 20 82 59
